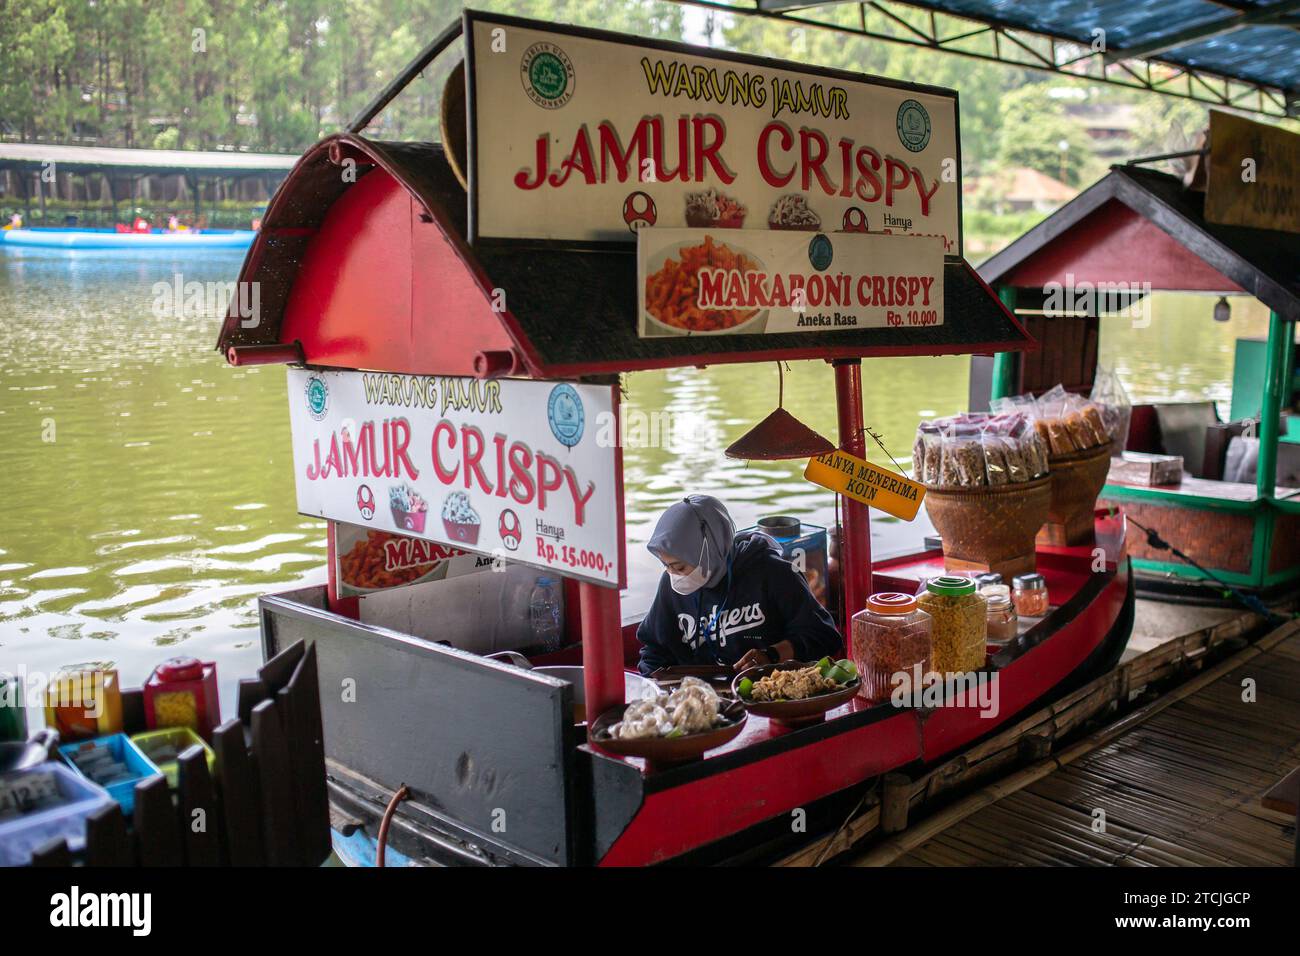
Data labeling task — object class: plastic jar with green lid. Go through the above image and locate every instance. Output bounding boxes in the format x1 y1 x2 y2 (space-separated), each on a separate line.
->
850 593 932 704
916 576 987 674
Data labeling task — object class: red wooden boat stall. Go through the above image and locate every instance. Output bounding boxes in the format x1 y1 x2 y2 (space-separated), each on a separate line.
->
217 12 1134 866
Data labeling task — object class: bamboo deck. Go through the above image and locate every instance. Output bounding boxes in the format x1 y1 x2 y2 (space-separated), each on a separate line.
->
886 624 1300 866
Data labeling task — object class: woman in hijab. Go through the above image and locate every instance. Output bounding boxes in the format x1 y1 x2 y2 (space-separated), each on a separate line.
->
636 495 841 676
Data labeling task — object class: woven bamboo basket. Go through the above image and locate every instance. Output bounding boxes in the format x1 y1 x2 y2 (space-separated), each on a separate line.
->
924 476 1051 580
1038 442 1114 547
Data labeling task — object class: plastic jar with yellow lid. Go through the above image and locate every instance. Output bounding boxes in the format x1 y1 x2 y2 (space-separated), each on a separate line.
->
917 576 987 674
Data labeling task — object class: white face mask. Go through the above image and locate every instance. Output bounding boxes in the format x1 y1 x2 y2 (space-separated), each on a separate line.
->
667 536 711 596
670 565 709 595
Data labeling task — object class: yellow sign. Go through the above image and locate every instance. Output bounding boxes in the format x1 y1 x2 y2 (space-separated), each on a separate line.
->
1205 110 1300 234
804 449 925 520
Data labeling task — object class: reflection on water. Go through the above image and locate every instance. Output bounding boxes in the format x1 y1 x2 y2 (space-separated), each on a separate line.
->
0 246 1270 712
1098 296 1274 416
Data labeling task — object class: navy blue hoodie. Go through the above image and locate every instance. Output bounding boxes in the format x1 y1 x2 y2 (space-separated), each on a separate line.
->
636 530 842 675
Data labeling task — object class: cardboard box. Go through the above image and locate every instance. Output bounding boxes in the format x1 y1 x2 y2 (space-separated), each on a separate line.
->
1108 452 1184 487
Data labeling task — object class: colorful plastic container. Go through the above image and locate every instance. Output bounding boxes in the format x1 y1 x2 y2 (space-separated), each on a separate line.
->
0 672 27 743
58 733 162 815
43 665 123 742
0 762 115 866
130 727 216 788
143 657 221 741
753 516 830 606
850 593 932 704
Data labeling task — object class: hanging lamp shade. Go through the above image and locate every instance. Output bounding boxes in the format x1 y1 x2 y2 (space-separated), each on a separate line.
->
725 406 835 460
726 363 835 461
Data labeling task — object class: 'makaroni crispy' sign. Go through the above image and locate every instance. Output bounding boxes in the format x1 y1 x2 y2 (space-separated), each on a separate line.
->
464 11 961 252
638 228 944 337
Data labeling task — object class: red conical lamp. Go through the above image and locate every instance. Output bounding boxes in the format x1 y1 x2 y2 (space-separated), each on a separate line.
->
725 364 835 461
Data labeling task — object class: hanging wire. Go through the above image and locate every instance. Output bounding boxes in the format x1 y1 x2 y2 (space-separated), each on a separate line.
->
865 424 907 476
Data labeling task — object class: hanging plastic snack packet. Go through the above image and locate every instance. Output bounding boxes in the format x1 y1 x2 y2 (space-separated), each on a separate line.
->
914 420 943 484
942 421 988 487
981 426 1011 485
1091 365 1132 454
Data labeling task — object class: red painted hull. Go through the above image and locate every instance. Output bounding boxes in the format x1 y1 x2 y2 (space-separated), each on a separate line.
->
596 548 1131 865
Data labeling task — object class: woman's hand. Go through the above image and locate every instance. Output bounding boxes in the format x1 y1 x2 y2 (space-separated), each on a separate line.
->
733 647 772 672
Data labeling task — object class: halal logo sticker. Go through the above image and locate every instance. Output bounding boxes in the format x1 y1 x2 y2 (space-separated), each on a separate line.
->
547 383 584 448
808 234 834 272
521 42 574 109
896 99 932 153
305 375 329 421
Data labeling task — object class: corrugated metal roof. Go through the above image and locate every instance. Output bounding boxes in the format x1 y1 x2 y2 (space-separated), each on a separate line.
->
847 0 1300 92
743 0 1299 114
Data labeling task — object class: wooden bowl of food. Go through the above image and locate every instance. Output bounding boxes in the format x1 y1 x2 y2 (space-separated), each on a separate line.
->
732 660 861 725
589 698 747 765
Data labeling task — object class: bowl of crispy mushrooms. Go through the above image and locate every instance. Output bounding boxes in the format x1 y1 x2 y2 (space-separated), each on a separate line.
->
732 658 861 725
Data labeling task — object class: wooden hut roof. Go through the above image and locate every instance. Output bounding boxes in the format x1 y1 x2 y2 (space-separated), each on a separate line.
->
979 165 1300 322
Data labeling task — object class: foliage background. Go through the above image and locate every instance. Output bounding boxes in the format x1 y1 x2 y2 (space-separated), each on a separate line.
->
2 0 1213 176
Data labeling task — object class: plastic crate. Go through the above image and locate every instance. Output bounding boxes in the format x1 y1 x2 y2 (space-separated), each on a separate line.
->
130 727 216 788
0 761 115 866
57 733 162 816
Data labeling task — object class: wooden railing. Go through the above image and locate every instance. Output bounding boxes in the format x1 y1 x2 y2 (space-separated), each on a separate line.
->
26 640 331 867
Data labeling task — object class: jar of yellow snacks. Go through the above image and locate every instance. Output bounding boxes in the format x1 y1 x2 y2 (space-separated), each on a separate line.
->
916 576 987 674
143 657 221 741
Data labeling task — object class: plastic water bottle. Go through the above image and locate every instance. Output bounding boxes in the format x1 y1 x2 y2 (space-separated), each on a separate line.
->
529 576 563 652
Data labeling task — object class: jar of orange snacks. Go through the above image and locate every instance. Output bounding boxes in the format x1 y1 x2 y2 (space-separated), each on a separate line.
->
850 592 932 704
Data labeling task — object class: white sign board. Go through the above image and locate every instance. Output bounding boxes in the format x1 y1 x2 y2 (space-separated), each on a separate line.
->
638 228 943 337
465 11 961 253
288 369 622 587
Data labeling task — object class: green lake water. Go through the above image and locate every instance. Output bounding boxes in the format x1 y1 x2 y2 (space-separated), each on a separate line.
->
0 246 1273 714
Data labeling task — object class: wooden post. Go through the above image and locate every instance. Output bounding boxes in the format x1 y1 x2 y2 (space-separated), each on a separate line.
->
177 746 221 866
1019 731 1052 762
833 359 871 636
213 718 265 866
31 837 72 866
881 772 911 834
84 803 132 866
134 775 182 866
251 698 299 865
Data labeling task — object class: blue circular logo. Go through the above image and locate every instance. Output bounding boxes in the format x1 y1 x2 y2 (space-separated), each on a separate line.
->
808 233 834 271
547 384 584 447
305 376 329 421
896 99 932 152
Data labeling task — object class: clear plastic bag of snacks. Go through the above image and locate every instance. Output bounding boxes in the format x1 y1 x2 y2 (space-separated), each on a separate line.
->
1063 393 1110 449
1022 428 1050 477
913 420 943 485
1090 365 1132 453
981 429 1011 485
939 421 987 487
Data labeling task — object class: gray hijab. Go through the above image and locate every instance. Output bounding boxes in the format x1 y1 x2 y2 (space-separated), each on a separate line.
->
646 495 736 589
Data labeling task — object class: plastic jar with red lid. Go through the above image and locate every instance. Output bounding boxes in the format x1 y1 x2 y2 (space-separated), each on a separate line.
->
850 592 932 704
